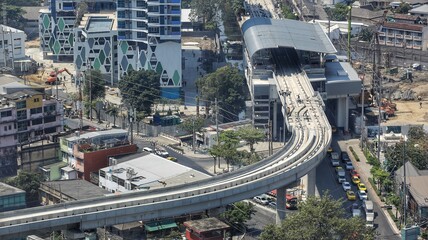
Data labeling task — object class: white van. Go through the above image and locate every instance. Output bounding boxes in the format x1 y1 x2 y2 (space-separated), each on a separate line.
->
143 147 154 153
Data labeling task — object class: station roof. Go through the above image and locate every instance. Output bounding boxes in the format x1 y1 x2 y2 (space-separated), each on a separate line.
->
242 17 336 59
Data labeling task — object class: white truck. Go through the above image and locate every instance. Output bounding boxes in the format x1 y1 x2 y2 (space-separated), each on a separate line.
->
363 200 374 228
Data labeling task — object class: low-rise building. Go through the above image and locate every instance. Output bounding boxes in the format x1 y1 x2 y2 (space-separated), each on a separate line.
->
22 6 48 39
59 129 138 181
39 179 109 205
0 182 26 212
0 74 63 178
409 5 428 17
0 25 26 68
395 162 428 222
98 153 210 193
196 120 252 148
379 14 428 51
184 217 230 240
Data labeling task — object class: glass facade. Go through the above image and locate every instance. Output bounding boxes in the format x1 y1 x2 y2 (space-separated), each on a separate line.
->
0 193 26 212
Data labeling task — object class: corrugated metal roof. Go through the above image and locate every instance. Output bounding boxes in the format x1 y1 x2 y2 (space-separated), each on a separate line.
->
242 18 336 60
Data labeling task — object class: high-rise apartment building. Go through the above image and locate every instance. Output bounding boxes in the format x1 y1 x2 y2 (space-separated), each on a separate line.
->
116 0 182 98
39 0 116 58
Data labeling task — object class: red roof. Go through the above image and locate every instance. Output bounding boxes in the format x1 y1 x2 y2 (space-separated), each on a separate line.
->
383 22 424 31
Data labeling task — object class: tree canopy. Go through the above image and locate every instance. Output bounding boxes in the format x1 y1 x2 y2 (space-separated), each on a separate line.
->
221 201 256 226
237 126 265 154
326 3 349 21
4 171 44 207
384 126 428 171
0 4 26 30
395 2 411 14
196 65 246 122
83 69 105 101
260 194 375 240
118 69 161 114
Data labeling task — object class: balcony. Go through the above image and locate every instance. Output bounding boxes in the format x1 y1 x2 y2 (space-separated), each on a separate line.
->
413 45 422 50
386 41 394 46
395 43 403 47
62 6 75 11
404 35 412 40
378 40 385 45
387 33 394 37
395 34 403 39
378 32 385 36
413 36 422 41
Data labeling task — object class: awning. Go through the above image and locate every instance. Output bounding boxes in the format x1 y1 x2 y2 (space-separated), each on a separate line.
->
144 219 177 232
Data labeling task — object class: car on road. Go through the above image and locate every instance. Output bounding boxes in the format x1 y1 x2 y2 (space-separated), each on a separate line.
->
268 202 277 209
342 182 351 191
350 169 359 178
336 166 344 173
155 148 169 157
331 157 340 166
358 190 368 200
143 147 154 153
346 190 356 200
341 152 350 162
351 175 360 184
166 156 177 162
358 183 367 191
345 161 354 170
253 194 271 205
337 175 346 183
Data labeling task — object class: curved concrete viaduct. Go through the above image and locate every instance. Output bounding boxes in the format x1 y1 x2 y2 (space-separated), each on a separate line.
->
0 21 333 240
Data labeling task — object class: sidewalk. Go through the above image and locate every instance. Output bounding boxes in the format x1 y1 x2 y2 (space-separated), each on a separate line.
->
338 138 400 235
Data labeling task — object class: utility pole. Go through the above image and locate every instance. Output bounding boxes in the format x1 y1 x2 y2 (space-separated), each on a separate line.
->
1 24 7 68
87 60 93 121
9 26 14 71
2 2 7 26
268 120 273 156
215 98 219 145
129 107 134 144
55 68 59 100
78 73 83 130
347 2 352 63
402 134 407 228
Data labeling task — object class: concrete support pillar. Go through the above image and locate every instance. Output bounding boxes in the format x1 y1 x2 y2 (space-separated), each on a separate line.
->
336 97 346 129
276 186 287 224
304 168 317 197
273 100 278 140
345 96 349 132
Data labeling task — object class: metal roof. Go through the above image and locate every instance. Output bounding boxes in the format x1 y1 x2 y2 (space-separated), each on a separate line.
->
242 18 336 60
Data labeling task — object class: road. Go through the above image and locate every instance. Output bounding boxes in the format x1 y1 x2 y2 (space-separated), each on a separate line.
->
317 135 400 240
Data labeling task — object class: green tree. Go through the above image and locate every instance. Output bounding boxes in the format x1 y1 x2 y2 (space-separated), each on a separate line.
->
179 116 205 151
370 166 390 192
221 201 255 227
326 3 349 21
0 4 26 29
4 171 44 207
196 65 246 122
282 5 298 20
106 104 119 127
190 0 220 25
260 194 375 240
358 28 373 42
118 69 160 114
83 69 105 101
219 130 240 169
237 126 265 154
395 2 411 14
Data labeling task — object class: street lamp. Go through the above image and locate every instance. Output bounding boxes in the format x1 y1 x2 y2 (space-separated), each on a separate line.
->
401 125 409 228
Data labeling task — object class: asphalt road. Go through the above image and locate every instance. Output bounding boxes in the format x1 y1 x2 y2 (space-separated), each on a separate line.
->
317 135 400 240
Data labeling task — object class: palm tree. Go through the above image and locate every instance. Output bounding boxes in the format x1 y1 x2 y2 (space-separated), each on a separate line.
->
106 105 119 127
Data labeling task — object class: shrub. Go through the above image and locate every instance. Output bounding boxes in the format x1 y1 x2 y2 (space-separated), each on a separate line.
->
349 146 360 162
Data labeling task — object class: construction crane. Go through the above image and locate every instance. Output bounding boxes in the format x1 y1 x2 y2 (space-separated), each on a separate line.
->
45 68 73 84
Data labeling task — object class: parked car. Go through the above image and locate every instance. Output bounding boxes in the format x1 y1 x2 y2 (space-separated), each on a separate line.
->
143 147 154 153
341 152 350 162
350 169 360 178
346 190 356 201
358 190 368 201
342 182 351 191
345 161 354 170
331 157 340 167
351 175 361 184
358 183 367 191
268 202 277 209
253 194 270 205
338 175 346 183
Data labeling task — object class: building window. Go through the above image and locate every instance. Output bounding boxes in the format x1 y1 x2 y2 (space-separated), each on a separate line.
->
30 107 42 115
44 127 56 134
136 11 146 18
16 101 26 109
17 110 27 121
44 116 56 123
17 121 27 131
34 98 40 103
4 126 7 131
32 118 43 125
0 110 12 118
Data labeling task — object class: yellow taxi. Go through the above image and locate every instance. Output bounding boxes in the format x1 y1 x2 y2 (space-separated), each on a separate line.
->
166 157 177 162
357 183 367 191
351 175 361 185
346 190 357 201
